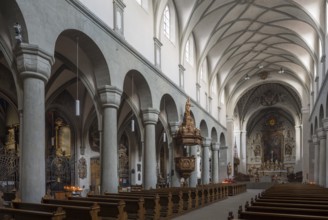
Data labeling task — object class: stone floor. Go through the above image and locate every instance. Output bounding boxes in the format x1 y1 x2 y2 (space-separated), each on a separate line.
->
172 189 264 220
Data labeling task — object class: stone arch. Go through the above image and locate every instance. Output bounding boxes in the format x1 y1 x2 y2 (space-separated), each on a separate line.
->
220 133 226 147
211 127 218 143
124 70 153 110
159 94 179 124
200 120 208 138
319 104 324 128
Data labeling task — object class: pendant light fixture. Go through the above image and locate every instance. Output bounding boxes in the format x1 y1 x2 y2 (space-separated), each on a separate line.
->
76 37 80 116
163 132 166 142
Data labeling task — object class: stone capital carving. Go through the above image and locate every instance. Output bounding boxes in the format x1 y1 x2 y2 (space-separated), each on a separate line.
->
202 137 211 147
98 85 122 109
142 108 159 125
15 43 54 83
211 143 220 151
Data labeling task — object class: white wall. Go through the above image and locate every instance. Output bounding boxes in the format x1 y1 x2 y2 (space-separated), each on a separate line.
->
124 0 154 63
78 0 113 29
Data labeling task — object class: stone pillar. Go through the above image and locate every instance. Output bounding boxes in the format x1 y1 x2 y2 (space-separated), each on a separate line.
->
99 86 122 193
323 118 328 187
308 140 314 182
312 135 319 184
226 117 234 174
219 145 228 182
142 108 159 189
189 145 198 187
179 64 185 89
15 44 54 202
211 143 220 183
301 107 310 182
317 128 326 186
240 130 247 174
169 122 180 187
202 138 211 184
294 125 302 172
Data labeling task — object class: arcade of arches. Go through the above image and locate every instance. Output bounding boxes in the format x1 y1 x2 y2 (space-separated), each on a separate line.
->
0 0 328 203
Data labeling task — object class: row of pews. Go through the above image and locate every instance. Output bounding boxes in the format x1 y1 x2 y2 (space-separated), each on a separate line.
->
228 183 328 220
0 183 246 220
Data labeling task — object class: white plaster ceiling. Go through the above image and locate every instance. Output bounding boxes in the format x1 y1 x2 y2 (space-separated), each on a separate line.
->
168 0 324 115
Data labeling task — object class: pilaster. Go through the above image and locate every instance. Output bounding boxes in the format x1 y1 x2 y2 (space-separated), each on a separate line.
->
312 134 320 184
323 118 328 187
317 128 326 186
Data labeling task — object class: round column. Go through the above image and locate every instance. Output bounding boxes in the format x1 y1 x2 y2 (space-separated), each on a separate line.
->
189 145 198 187
312 135 319 184
211 143 220 183
99 86 122 193
323 118 328 187
169 122 180 187
317 128 326 186
142 108 159 189
202 138 211 184
16 44 54 202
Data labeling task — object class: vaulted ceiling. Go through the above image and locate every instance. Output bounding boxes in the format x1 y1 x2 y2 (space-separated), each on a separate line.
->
165 0 324 120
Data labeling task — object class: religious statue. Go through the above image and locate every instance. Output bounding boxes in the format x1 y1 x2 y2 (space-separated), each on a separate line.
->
78 157 87 179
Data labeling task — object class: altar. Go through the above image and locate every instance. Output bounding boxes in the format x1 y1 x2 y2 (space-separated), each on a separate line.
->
253 169 288 183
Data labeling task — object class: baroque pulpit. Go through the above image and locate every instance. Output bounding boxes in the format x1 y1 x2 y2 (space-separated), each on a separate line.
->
174 98 203 181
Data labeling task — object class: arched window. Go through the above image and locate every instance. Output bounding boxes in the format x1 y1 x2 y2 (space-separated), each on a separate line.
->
163 6 170 39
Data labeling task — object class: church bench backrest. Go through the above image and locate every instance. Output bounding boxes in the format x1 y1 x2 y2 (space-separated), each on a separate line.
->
12 201 99 220
69 196 145 220
42 198 127 220
0 206 66 220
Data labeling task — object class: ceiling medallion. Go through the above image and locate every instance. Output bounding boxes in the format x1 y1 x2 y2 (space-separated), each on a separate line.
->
258 71 269 80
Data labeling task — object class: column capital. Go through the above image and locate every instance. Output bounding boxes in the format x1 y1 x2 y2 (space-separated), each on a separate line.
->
98 85 122 109
142 108 159 125
312 134 319 144
15 43 54 82
316 127 326 140
211 143 220 151
202 137 212 147
169 121 180 136
178 64 185 71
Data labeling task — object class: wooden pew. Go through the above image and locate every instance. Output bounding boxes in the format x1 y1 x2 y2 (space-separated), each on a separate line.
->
70 195 145 220
0 206 66 220
253 201 328 210
12 201 99 220
106 192 161 220
245 205 328 217
238 210 328 219
42 198 127 220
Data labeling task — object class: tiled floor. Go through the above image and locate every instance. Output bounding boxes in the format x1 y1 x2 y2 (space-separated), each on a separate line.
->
172 189 263 220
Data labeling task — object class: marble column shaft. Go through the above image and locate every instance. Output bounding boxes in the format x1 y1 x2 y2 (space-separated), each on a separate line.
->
211 143 220 183
142 108 159 189
312 135 320 184
99 86 122 193
16 44 54 203
202 138 211 184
